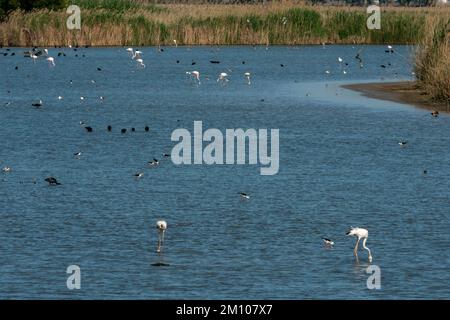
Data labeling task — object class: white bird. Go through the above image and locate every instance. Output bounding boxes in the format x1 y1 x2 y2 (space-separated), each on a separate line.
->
46 57 55 67
244 72 251 85
325 70 330 74
126 47 133 57
398 141 408 146
148 158 159 166
338 57 343 63
136 58 145 68
346 227 372 262
173 39 178 47
2 166 11 173
239 192 250 200
156 220 167 253
322 238 334 246
44 49 49 56
217 72 229 84
74 152 81 158
186 71 200 84
134 172 144 179
30 54 38 63
58 96 63 100
132 50 142 60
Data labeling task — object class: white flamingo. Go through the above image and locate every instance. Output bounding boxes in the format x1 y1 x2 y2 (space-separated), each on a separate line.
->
136 58 145 68
46 57 55 67
244 72 251 85
132 50 142 60
156 220 167 253
217 72 229 84
186 71 200 84
346 227 373 262
126 47 133 57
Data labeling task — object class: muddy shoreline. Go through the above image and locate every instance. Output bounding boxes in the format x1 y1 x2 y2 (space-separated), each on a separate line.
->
342 81 450 112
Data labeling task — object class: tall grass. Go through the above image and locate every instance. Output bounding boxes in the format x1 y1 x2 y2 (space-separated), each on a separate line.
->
0 3 448 47
415 15 450 104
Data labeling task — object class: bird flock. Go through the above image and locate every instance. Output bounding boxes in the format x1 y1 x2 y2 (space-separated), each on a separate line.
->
1 43 443 266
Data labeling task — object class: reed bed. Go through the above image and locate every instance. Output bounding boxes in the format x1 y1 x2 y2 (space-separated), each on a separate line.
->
415 15 450 104
1 2 448 47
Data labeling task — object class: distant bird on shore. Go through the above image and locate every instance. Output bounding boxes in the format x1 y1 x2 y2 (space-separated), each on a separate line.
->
346 227 372 262
322 238 334 246
156 220 167 253
45 177 61 185
431 110 439 117
239 192 250 200
30 54 38 63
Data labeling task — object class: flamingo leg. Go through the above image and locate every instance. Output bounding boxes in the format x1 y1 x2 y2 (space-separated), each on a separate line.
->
354 238 360 257
157 230 165 254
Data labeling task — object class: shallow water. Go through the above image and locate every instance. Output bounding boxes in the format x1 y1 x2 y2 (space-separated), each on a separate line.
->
0 45 449 299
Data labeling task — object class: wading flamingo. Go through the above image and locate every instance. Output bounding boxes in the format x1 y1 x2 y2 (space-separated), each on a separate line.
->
156 220 167 253
346 227 373 262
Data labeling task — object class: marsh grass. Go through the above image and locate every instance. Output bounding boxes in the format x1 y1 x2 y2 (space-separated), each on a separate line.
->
415 15 450 104
1 2 448 46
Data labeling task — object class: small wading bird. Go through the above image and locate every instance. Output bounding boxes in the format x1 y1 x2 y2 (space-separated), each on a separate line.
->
346 227 372 262
239 192 250 200
32 100 43 108
156 220 167 253
134 172 144 179
45 177 61 185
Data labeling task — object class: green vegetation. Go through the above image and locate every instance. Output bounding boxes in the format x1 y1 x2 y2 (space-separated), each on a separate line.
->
415 16 450 104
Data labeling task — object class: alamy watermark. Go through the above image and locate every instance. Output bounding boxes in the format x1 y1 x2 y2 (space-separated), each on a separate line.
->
367 5 381 30
66 5 81 30
66 265 81 290
171 121 279 175
366 265 381 290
